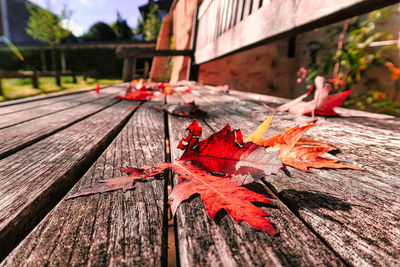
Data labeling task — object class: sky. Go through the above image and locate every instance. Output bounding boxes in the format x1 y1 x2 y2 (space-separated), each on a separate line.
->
29 0 149 36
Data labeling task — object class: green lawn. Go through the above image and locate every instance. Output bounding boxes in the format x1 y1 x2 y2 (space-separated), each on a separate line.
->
0 76 122 102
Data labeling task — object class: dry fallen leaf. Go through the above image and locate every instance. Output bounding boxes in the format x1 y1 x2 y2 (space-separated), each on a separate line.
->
68 120 282 234
277 76 351 119
247 115 363 172
114 83 155 101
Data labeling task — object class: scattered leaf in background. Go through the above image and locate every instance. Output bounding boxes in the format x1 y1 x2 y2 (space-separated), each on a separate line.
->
296 67 308 84
277 76 351 119
115 83 154 101
164 101 206 117
384 61 400 81
128 101 206 117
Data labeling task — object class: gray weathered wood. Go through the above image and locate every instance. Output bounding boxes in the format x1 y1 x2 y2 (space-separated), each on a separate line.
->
189 86 400 266
1 101 167 266
0 86 120 129
0 83 120 108
195 0 400 64
0 100 135 261
0 92 123 159
167 92 343 266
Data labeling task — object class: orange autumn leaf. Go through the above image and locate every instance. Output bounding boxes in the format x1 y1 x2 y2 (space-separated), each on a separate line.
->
247 116 363 172
384 61 400 81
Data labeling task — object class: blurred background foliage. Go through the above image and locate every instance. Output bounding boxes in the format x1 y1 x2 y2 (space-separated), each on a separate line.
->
303 7 400 116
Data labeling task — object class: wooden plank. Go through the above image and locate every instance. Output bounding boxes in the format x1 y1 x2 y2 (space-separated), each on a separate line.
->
0 94 122 159
214 0 223 40
198 0 213 19
229 0 239 29
166 92 343 266
241 0 251 20
0 100 135 261
0 86 122 129
195 0 400 64
1 102 167 266
235 0 245 25
189 86 400 265
0 85 120 115
224 0 233 32
252 0 261 12
0 95 82 116
208 1 218 45
0 84 121 108
219 0 229 35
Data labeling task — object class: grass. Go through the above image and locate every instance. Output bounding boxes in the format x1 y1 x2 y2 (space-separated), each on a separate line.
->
0 76 122 101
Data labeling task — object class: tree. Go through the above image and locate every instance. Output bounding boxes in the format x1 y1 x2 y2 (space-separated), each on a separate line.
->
133 3 161 41
83 22 117 41
111 12 133 40
25 2 72 71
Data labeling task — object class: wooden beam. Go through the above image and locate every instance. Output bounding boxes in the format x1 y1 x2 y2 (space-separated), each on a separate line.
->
0 42 156 51
195 0 400 64
116 48 193 58
122 57 134 82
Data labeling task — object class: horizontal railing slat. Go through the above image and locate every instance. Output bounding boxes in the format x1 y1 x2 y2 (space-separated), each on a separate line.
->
195 0 400 64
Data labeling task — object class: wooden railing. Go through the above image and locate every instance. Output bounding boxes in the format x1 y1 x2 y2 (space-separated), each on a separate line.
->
194 0 400 64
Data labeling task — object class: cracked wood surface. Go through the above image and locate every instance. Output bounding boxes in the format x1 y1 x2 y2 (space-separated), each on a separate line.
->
186 87 400 266
167 93 344 267
0 87 124 159
0 87 121 129
1 101 167 266
0 83 398 266
0 88 133 261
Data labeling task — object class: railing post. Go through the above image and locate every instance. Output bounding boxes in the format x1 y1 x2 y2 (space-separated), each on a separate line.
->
122 56 134 82
144 61 149 78
56 71 61 87
61 50 67 74
32 70 39 88
188 3 200 81
72 73 77 84
0 74 3 96
132 57 137 80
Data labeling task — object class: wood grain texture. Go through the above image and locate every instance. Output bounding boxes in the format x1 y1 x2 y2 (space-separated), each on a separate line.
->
0 84 120 108
0 86 122 129
1 101 167 266
190 86 400 266
0 100 135 261
0 95 121 159
167 92 343 266
195 0 400 64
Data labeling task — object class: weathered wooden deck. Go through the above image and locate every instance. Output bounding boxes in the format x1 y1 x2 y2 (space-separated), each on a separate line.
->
0 83 399 266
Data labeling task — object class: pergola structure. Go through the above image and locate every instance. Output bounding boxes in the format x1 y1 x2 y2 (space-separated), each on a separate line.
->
0 41 156 75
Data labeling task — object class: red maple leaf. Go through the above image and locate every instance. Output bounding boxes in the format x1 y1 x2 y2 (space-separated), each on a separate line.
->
114 83 154 101
169 162 277 234
96 82 100 94
67 121 282 234
178 121 281 185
